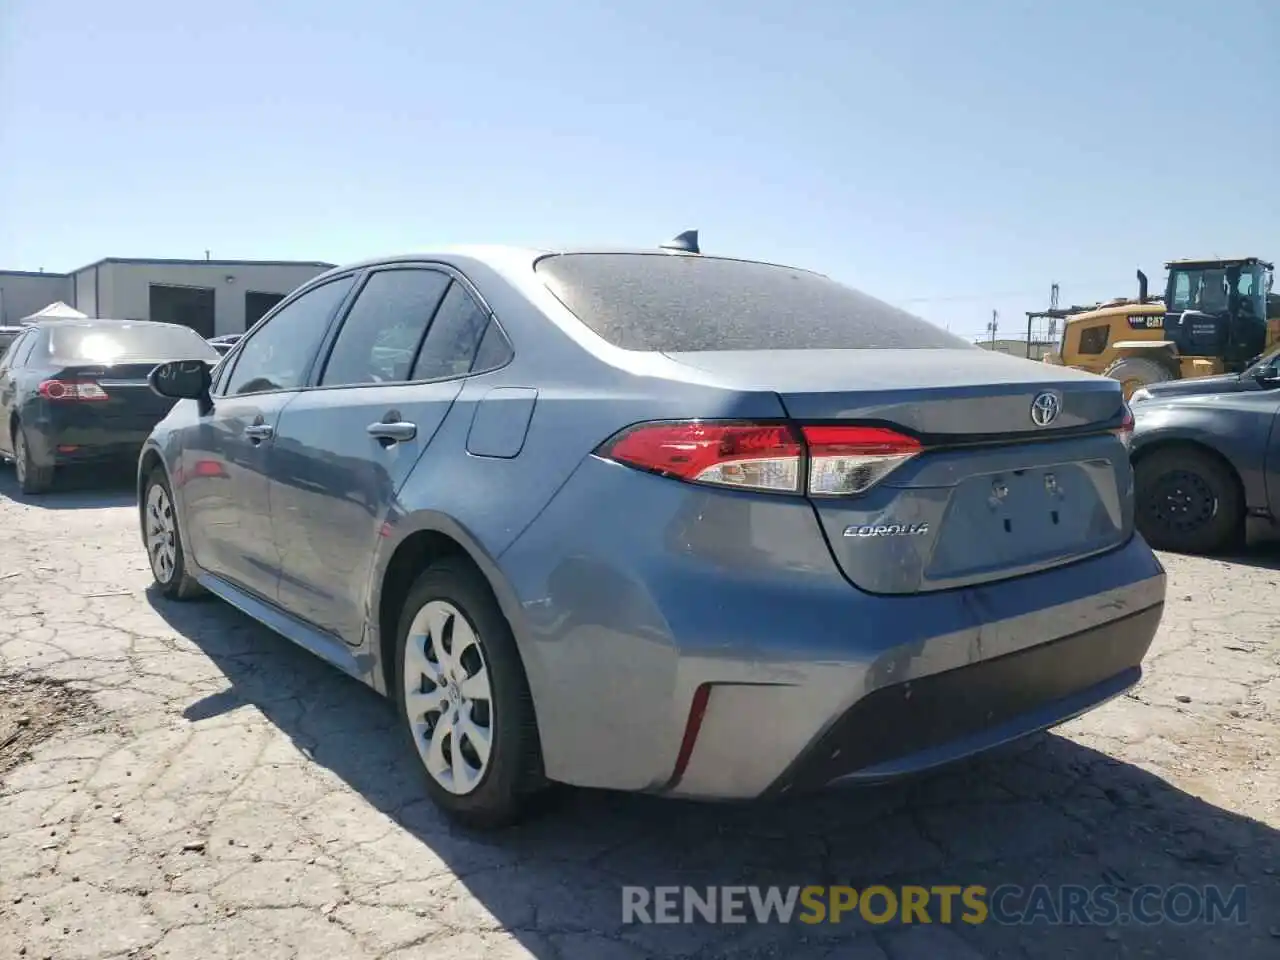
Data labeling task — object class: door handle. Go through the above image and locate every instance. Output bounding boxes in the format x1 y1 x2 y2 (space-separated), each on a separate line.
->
244 424 274 442
367 421 417 445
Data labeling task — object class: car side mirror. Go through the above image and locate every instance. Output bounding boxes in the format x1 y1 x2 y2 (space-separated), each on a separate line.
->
1252 366 1280 388
149 360 213 412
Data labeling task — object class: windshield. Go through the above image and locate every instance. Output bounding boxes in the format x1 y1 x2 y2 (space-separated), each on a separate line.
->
1168 263 1269 319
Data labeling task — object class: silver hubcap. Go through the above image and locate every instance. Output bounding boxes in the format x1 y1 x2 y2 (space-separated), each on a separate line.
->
14 432 26 483
146 484 178 583
403 600 493 795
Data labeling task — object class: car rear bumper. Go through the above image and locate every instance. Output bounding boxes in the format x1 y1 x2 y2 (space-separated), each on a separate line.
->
22 419 155 467
497 457 1168 801
761 602 1160 796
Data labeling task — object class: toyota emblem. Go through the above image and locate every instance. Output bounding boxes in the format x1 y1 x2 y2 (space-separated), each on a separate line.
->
1030 392 1061 427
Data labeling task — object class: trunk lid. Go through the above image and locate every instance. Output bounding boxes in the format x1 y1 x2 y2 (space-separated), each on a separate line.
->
51 361 179 425
663 348 1133 594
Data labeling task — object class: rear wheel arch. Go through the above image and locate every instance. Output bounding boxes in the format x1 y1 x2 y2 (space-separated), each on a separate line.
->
375 522 533 700
137 449 166 519
1131 438 1243 493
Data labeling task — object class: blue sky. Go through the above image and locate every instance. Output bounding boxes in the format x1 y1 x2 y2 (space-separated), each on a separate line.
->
1 0 1276 340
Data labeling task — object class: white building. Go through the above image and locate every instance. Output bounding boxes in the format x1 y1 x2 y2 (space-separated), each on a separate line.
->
0 256 334 337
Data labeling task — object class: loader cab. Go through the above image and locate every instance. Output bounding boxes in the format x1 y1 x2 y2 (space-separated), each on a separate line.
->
1162 257 1273 371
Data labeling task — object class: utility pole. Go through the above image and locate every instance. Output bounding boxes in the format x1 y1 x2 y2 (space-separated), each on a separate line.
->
1047 283 1061 345
987 309 998 346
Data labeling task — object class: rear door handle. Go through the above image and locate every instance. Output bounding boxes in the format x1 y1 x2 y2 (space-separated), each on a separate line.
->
244 424 274 442
367 421 417 444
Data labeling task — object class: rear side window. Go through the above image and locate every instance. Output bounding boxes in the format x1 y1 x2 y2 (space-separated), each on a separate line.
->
48 323 219 363
0 331 27 370
320 268 452 386
11 331 40 367
534 253 973 352
410 282 512 381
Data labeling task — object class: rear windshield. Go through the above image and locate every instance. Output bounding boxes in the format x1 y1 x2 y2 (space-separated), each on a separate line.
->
534 252 973 352
46 323 219 363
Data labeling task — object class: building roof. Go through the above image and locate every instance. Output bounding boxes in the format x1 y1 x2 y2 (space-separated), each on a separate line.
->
70 257 336 273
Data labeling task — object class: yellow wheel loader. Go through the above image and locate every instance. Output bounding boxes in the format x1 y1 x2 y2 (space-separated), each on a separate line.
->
1045 257 1277 398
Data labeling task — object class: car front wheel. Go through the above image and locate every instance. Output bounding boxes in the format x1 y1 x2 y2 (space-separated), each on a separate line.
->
1134 447 1244 554
394 559 543 829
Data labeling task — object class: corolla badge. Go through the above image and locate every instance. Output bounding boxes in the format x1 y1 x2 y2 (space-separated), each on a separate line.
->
1030 391 1061 427
843 522 930 538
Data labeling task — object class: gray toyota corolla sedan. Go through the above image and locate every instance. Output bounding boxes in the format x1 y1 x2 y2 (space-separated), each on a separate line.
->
137 237 1166 828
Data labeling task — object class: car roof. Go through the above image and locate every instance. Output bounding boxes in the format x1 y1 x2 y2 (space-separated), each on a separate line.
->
300 244 827 289
26 318 190 329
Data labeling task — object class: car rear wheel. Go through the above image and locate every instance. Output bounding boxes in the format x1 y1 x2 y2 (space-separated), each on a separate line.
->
394 559 543 829
12 423 54 494
1134 447 1243 554
143 469 203 599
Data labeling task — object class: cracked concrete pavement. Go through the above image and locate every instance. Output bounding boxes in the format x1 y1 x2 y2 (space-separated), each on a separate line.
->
0 467 1277 960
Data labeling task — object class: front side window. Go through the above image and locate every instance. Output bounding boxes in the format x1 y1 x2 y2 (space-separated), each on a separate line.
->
410 282 508 381
224 276 355 396
319 268 451 386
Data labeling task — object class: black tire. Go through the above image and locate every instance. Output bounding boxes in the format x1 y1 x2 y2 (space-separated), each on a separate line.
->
1102 355 1175 399
12 422 54 495
1134 447 1244 554
394 558 544 829
142 468 204 599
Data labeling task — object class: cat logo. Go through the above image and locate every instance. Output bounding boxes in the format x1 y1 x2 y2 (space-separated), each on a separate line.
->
1127 314 1163 329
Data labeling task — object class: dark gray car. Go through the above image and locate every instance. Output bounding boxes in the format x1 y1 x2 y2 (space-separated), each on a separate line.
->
1129 347 1280 552
137 243 1165 828
0 319 220 493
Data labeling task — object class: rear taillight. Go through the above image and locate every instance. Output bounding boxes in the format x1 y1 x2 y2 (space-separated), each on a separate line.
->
596 420 923 496
1113 404 1134 449
802 425 923 495
600 421 803 493
38 379 109 402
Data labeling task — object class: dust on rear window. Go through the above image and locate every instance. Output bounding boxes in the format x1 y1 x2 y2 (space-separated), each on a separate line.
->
47 323 219 363
533 253 974 352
